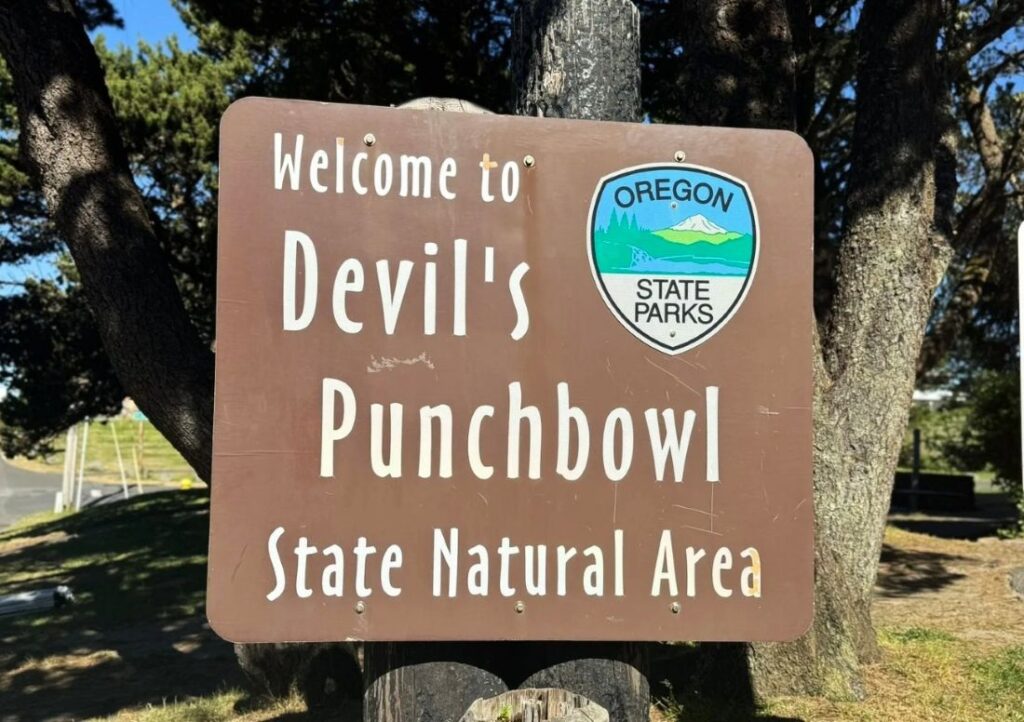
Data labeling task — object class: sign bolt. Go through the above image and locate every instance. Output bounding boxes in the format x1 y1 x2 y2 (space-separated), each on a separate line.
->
514 600 526 614
355 600 366 614
670 602 681 614
674 150 686 162
363 133 376 147
523 154 536 168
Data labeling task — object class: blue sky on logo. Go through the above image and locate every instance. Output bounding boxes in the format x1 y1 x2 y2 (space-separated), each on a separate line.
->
594 167 754 236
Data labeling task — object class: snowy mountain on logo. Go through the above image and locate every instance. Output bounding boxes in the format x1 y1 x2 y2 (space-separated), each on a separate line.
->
655 213 741 247
669 214 727 235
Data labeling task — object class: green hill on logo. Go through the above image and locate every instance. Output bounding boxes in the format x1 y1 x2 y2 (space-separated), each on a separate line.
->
594 211 753 275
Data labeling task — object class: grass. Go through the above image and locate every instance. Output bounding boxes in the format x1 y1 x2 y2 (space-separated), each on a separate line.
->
96 690 253 722
3 509 67 533
975 645 1024 720
0 490 229 720
92 689 341 722
3 492 1024 721
652 633 1024 721
765 634 1024 722
0 491 210 638
884 626 957 644
13 417 195 484
0 492 361 721
649 524 1024 721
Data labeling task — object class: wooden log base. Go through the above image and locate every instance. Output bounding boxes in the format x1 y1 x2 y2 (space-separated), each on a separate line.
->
460 688 609 722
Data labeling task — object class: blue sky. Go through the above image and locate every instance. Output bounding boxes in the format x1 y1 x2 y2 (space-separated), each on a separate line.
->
92 0 196 51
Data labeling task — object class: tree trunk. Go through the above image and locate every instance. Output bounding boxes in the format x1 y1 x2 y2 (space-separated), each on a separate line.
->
364 643 509 722
672 0 951 700
364 3 648 721
750 0 952 699
236 642 363 707
364 642 648 722
512 643 649 721
673 0 798 130
0 0 215 481
512 0 640 121
460 688 608 721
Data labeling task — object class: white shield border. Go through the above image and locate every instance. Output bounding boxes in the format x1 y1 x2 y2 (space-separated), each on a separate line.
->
586 162 761 355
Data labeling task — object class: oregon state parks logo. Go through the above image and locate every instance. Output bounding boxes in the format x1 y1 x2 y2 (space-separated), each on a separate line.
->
588 164 759 354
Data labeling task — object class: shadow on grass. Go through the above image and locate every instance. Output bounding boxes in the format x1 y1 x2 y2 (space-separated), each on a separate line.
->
887 517 1006 540
648 643 804 721
875 544 968 598
0 490 246 721
887 490 1018 541
1 492 810 721
231 691 362 722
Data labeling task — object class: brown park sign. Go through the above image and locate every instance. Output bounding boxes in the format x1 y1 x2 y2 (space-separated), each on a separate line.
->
208 98 814 643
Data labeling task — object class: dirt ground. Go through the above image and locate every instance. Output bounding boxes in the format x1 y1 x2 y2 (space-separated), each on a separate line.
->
874 525 1024 649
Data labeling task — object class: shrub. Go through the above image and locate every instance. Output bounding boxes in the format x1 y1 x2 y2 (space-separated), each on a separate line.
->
899 403 973 472
949 371 1022 496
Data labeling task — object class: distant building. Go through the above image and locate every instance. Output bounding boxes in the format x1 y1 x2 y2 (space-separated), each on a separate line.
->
912 388 953 409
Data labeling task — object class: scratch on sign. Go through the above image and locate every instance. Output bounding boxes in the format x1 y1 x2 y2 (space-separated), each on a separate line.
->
367 352 435 373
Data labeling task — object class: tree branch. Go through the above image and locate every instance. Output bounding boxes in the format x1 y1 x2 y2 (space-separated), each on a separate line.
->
0 0 215 480
916 79 1013 377
804 35 856 138
948 0 1024 67
975 48 1024 91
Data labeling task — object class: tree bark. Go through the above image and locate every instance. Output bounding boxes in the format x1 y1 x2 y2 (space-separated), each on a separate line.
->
674 0 798 129
512 0 640 121
751 0 951 699
819 0 948 609
672 0 951 700
365 3 648 721
0 0 215 481
236 642 363 706
513 643 649 721
364 643 508 722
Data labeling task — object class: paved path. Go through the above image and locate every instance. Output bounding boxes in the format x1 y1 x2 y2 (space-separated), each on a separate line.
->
0 457 148 529
0 457 63 528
